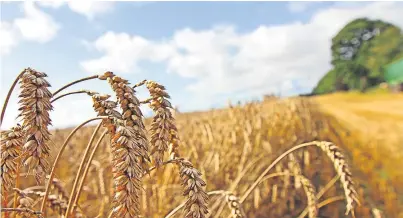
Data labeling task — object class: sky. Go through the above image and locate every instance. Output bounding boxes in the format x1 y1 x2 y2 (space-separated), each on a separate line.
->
1 1 403 129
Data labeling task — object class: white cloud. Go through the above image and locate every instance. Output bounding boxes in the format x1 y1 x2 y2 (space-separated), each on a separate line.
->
14 2 60 43
38 1 114 20
80 2 403 110
0 21 19 55
67 1 114 20
0 2 60 56
287 2 318 13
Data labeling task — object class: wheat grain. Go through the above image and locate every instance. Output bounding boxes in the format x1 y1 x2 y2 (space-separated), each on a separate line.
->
18 68 53 183
1 125 23 191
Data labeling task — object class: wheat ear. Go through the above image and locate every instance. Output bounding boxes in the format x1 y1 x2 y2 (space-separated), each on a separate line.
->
299 176 317 218
109 120 144 217
1 125 23 191
224 192 246 218
18 68 53 183
145 80 180 166
179 159 209 218
99 72 150 170
316 141 360 215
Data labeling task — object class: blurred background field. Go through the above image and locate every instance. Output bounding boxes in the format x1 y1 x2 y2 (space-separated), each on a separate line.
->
19 90 400 218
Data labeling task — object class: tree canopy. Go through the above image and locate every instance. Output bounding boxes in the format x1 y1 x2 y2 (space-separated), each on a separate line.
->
313 18 403 94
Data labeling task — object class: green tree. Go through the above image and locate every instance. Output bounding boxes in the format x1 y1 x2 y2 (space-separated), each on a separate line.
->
313 18 403 94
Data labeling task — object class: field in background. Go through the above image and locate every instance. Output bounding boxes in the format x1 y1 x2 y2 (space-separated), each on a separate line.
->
15 91 403 218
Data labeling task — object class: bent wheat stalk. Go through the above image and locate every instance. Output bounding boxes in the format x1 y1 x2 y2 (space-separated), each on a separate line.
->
0 69 26 126
40 117 106 214
51 90 97 103
240 141 359 216
65 122 102 216
52 75 98 96
73 130 108 213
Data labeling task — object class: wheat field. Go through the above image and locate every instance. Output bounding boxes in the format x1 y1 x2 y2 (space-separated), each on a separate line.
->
1 68 401 218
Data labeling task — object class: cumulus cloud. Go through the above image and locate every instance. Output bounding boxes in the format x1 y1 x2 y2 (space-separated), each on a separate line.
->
81 2 403 111
0 2 60 56
38 1 114 20
0 21 19 55
14 2 60 43
81 2 403 110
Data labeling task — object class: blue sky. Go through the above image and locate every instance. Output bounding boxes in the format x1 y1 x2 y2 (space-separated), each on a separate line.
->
1 1 403 129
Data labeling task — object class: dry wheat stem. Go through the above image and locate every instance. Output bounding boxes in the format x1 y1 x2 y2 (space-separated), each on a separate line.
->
51 90 97 103
40 117 106 214
18 68 53 183
316 175 340 200
297 195 346 218
1 207 43 218
0 69 27 127
258 172 317 218
73 129 108 214
240 142 315 203
52 75 98 96
296 174 341 217
66 122 102 216
228 154 265 192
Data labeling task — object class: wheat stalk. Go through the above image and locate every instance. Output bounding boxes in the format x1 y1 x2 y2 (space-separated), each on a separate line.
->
241 141 359 216
1 69 27 126
1 208 43 218
41 117 106 214
18 68 53 183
